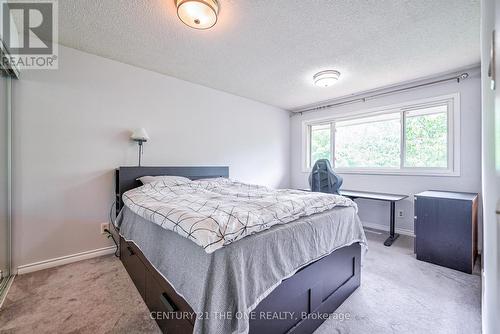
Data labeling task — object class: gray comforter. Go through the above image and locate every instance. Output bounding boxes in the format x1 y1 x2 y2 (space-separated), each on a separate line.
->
117 205 366 334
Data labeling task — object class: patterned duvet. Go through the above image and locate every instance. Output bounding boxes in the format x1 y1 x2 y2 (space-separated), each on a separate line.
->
122 178 357 253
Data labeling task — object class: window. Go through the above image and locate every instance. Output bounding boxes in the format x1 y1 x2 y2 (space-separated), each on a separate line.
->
404 105 448 168
309 123 332 167
304 94 459 175
335 113 401 168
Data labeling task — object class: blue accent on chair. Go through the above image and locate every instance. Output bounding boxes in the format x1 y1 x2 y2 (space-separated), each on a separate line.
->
309 159 343 194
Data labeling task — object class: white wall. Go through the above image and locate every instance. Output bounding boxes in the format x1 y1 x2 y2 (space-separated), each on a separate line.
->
290 68 482 238
12 45 290 268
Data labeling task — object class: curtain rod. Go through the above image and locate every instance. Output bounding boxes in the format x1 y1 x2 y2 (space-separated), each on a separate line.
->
292 72 470 115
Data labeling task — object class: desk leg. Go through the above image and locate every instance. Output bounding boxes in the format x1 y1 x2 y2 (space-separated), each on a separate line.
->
384 201 400 246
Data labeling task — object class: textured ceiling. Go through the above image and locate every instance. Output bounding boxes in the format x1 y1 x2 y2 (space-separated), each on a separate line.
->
58 0 480 110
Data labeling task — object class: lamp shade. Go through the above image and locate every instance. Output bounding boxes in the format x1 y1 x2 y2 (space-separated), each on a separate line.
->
130 128 149 142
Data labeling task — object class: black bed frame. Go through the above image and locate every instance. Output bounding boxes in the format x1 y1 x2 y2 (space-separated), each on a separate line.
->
114 166 361 334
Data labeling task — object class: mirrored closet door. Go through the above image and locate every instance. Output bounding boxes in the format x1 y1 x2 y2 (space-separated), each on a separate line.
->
0 44 15 298
0 66 10 289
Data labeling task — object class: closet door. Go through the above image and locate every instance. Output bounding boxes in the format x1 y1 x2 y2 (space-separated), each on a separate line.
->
0 72 9 280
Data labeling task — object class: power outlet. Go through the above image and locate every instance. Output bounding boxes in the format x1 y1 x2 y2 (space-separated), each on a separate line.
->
101 222 110 235
397 210 404 218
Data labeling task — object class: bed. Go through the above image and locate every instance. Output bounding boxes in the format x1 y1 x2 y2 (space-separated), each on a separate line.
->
113 166 366 334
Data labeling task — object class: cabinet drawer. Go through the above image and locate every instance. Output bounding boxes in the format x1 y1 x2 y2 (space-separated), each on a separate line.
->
120 239 146 299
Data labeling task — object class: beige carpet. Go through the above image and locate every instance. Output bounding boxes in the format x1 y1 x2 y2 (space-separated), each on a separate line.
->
0 255 161 334
0 233 481 334
316 232 481 334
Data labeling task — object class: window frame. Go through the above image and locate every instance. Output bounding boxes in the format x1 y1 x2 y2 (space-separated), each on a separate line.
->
302 93 460 176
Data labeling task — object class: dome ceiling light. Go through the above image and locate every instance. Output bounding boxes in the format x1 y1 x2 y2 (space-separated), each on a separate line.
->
175 0 219 30
313 70 341 87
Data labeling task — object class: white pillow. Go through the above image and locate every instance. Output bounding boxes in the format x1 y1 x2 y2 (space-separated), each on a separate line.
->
137 175 191 186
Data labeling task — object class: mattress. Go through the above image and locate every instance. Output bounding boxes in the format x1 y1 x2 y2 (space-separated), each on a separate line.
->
117 204 366 334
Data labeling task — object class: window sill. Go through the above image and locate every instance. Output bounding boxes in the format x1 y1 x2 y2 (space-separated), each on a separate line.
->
302 168 460 177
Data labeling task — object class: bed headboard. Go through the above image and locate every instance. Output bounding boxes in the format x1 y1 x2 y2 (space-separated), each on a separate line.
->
115 166 229 214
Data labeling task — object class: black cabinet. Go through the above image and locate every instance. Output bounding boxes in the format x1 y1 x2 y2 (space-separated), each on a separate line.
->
415 191 478 274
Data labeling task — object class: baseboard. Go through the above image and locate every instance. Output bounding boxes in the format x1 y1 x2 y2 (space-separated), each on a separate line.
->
17 246 117 275
362 221 415 237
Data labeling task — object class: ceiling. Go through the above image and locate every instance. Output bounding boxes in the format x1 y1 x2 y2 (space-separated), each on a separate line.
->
58 0 480 110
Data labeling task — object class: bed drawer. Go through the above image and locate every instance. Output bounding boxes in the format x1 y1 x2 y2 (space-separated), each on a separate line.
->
147 262 196 324
120 239 146 299
145 274 194 334
249 243 361 334
120 237 195 333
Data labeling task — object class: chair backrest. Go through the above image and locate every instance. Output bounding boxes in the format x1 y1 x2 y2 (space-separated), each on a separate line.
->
308 159 343 194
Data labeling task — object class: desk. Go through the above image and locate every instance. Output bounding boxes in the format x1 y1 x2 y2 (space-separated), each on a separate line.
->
340 190 408 246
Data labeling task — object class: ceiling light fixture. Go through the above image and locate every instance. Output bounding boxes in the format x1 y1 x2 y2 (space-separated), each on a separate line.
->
175 0 219 30
313 70 341 87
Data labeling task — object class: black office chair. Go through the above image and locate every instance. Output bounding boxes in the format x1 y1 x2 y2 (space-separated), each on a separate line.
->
309 159 343 195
